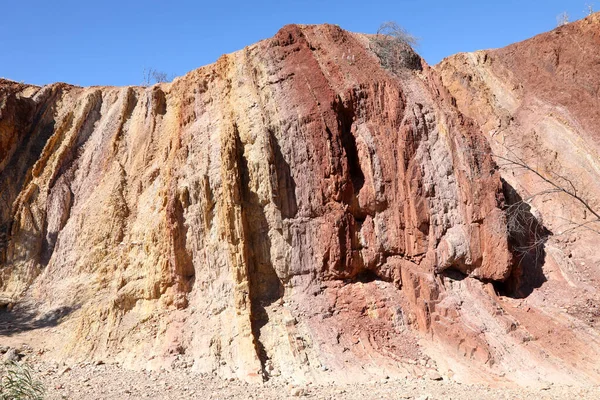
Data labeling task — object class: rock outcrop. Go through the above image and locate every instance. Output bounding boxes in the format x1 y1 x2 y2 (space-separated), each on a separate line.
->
436 12 600 385
1 17 599 387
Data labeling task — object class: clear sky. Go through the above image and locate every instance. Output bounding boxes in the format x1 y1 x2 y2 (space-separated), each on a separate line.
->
0 0 593 87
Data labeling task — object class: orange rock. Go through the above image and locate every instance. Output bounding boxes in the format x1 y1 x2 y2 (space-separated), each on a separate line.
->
2 18 599 387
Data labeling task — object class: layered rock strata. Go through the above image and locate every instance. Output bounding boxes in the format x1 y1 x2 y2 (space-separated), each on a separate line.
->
436 13 600 385
1 18 599 387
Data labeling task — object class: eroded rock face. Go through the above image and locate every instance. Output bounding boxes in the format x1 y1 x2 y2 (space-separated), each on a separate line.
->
1 20 597 386
436 13 600 385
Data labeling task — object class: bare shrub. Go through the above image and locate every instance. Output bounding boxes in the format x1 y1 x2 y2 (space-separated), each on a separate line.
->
557 11 570 26
376 21 419 48
471 139 600 270
495 151 599 232
586 3 594 16
371 21 422 72
489 144 600 264
142 68 170 86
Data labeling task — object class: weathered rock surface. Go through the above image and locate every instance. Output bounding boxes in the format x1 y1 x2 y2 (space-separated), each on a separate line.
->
0 18 599 388
436 12 600 385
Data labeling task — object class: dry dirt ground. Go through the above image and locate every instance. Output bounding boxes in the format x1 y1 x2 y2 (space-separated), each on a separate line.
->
2 343 599 399
25 361 599 400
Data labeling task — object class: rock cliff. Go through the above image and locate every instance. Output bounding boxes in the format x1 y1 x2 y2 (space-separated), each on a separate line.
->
1 18 599 387
436 12 600 385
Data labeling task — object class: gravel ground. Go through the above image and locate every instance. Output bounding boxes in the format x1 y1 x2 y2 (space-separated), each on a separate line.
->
34 362 600 400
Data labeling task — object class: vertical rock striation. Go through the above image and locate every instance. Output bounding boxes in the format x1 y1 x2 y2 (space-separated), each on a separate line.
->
436 13 600 385
3 19 598 386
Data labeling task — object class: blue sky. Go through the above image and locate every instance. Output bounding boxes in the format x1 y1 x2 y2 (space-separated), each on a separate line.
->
0 0 593 87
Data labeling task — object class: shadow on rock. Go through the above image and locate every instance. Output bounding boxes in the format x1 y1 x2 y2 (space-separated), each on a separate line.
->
0 303 79 336
494 179 551 299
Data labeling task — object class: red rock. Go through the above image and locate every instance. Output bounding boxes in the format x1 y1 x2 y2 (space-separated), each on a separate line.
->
1 18 599 387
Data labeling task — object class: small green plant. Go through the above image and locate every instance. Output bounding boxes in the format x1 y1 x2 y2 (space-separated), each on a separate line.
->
0 361 45 400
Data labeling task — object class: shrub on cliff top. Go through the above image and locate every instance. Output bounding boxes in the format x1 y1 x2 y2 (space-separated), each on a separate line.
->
376 21 419 48
371 21 422 72
556 11 570 26
142 68 171 86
